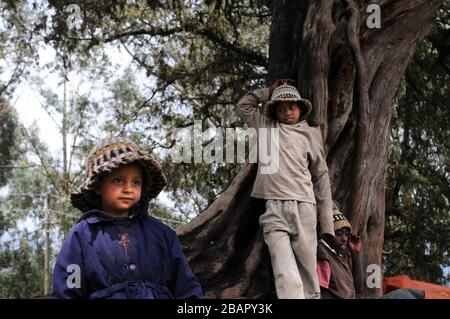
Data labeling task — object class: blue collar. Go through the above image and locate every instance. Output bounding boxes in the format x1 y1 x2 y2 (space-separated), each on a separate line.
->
78 208 147 224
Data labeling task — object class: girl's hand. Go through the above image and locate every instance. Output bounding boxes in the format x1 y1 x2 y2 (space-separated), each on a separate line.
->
348 233 361 254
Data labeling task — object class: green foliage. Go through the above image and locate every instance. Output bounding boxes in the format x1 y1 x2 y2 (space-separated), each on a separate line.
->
149 202 188 229
384 15 450 285
0 99 20 187
42 0 271 214
0 0 448 296
0 0 43 97
0 230 45 298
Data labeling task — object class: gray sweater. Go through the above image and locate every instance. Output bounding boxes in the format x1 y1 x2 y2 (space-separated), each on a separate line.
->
237 88 334 237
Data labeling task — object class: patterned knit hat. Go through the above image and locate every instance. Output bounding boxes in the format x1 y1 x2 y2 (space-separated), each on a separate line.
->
70 137 166 212
266 84 313 118
332 208 352 232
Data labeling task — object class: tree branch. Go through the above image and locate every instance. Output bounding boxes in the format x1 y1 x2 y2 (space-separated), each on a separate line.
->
83 22 268 68
344 0 370 231
20 126 63 195
83 26 185 50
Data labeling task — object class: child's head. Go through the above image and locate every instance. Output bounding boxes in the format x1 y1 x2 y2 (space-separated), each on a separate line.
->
267 82 312 125
70 137 166 215
330 207 352 252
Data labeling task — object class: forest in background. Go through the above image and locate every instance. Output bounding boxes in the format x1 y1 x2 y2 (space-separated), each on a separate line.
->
0 0 448 297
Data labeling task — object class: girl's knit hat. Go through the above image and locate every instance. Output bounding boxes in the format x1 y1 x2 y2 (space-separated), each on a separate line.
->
266 84 313 117
332 208 352 232
70 137 166 212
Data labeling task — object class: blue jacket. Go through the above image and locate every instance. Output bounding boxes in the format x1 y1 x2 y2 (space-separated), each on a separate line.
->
51 208 203 299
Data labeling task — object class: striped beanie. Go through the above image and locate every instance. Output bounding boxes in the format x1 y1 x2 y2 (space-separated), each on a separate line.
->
332 208 352 232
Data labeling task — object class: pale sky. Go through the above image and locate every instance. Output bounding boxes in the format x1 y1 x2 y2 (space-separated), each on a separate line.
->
3 43 177 211
12 45 129 155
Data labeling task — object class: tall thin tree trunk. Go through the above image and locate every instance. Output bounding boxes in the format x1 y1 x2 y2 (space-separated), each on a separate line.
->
178 0 443 298
62 59 69 194
44 195 50 295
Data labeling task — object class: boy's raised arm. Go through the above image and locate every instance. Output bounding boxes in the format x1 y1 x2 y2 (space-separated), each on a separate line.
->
236 87 271 129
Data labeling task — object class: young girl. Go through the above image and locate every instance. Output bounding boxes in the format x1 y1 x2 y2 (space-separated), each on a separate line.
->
52 137 203 299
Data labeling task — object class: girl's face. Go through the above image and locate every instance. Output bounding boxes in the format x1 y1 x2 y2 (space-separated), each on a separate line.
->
275 101 302 125
95 163 143 217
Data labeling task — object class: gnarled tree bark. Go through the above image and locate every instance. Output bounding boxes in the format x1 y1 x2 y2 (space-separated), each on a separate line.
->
177 0 443 298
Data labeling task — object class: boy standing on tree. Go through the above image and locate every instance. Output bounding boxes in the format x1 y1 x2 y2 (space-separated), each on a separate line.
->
236 79 335 299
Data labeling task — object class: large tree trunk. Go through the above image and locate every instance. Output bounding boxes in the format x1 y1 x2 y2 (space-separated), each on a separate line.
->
177 0 443 298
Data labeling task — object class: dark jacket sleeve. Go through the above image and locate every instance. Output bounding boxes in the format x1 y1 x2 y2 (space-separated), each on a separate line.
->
168 231 204 299
51 224 88 298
